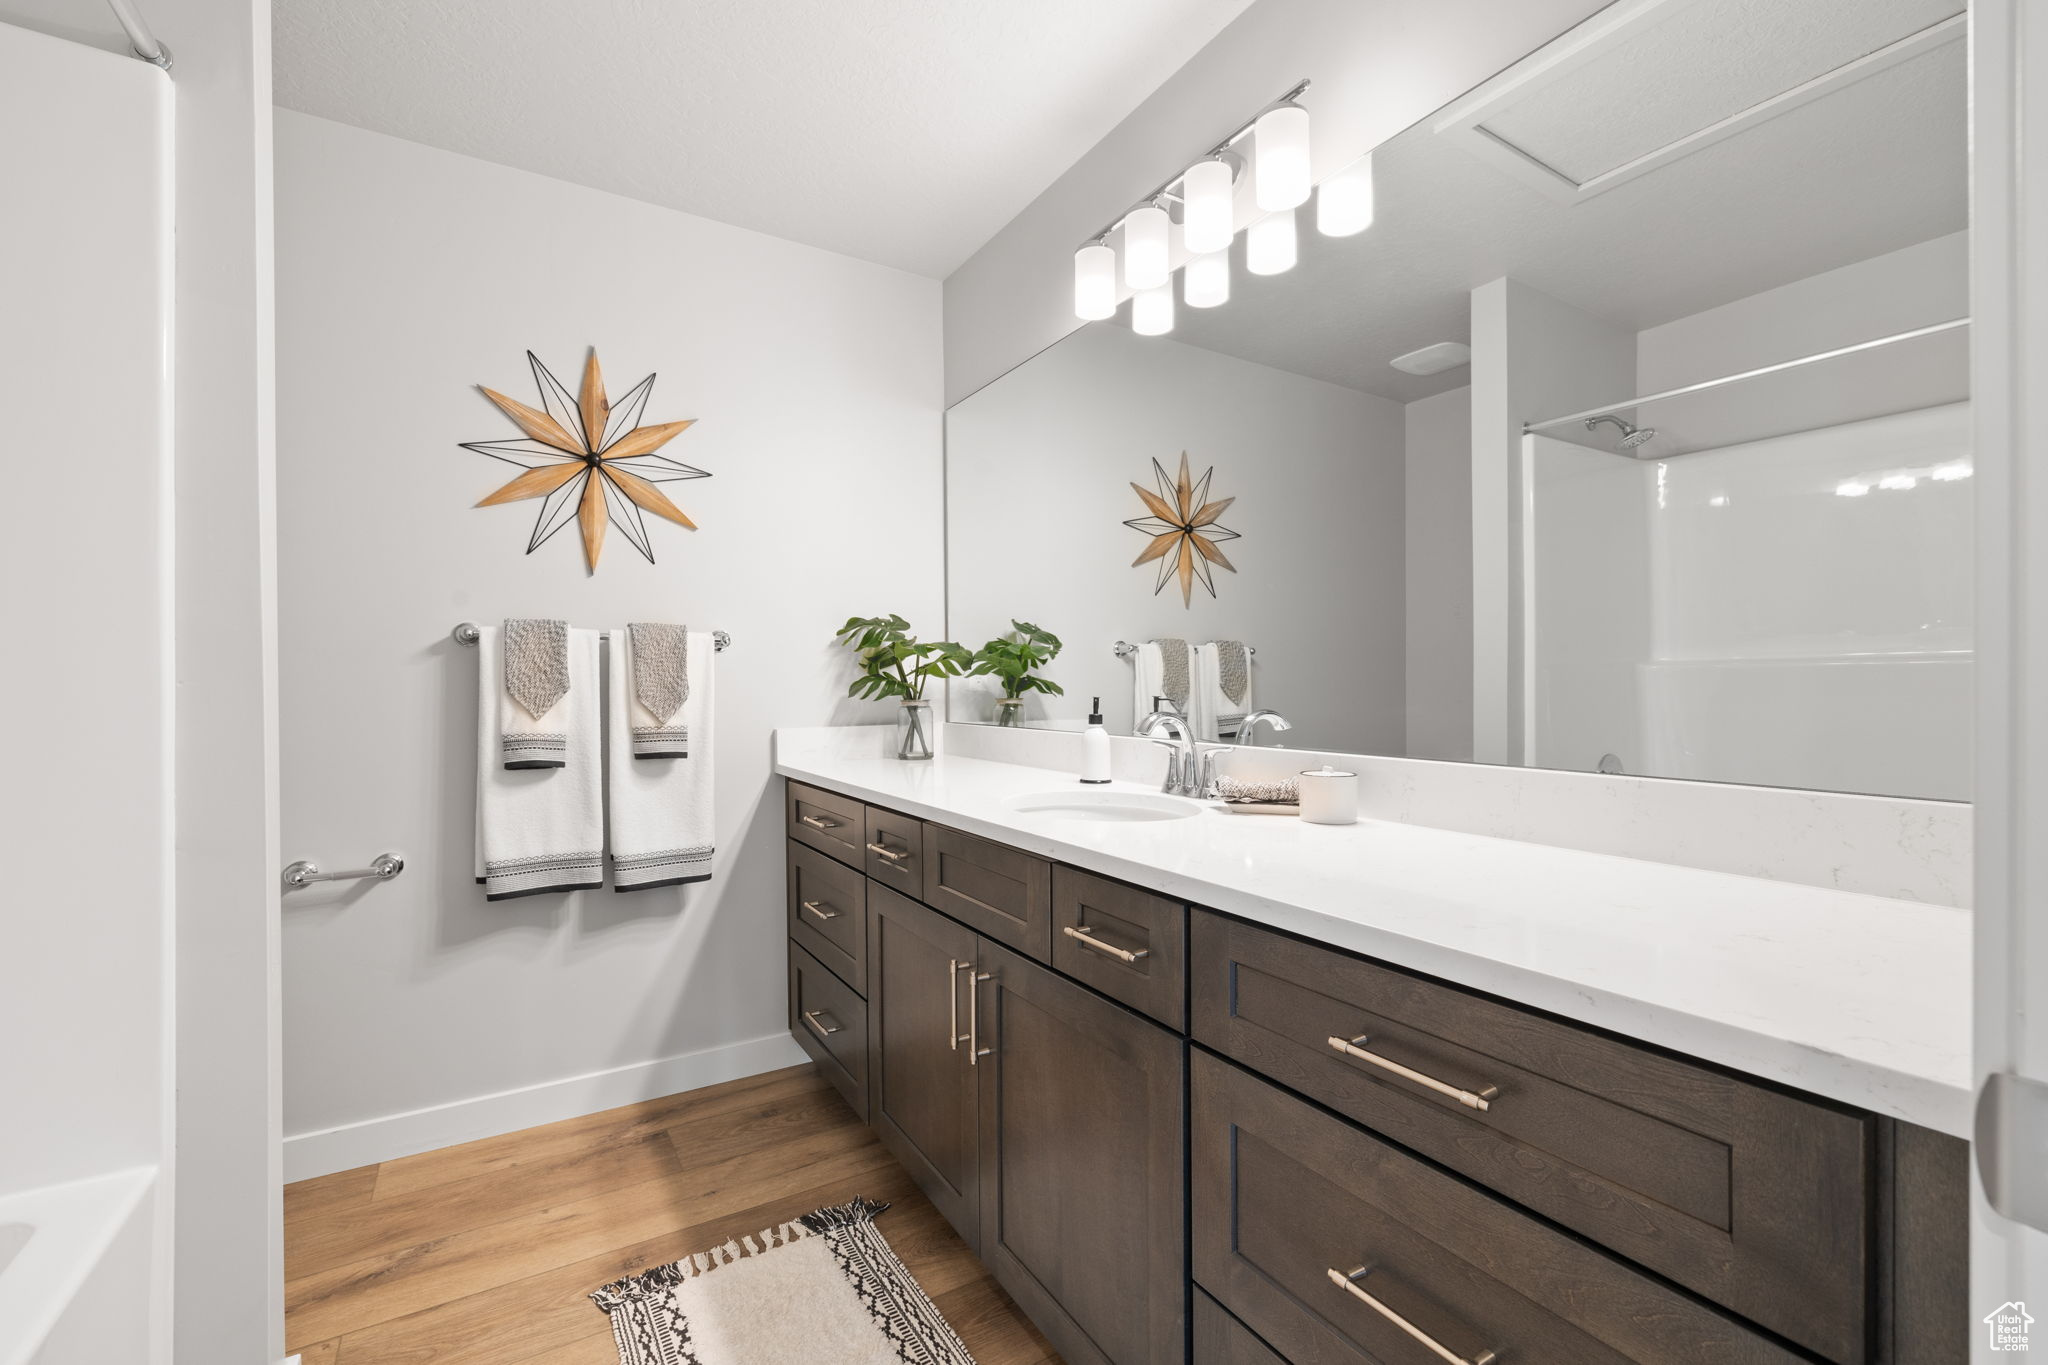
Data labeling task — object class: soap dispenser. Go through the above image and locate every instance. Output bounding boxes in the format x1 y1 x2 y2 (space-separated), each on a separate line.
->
1080 697 1112 784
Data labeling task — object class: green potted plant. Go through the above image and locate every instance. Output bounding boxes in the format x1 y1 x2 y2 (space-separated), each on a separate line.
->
834 614 971 760
970 621 1064 727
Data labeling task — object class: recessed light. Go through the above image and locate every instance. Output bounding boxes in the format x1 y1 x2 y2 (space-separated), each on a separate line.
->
1390 342 1471 376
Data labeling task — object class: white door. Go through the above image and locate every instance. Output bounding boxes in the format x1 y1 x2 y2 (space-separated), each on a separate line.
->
1972 2 2048 1358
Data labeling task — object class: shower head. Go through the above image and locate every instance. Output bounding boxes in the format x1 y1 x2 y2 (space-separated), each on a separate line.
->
1585 414 1656 448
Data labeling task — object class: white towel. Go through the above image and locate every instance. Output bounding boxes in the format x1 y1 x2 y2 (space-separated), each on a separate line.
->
1193 641 1255 741
1132 637 1194 725
607 629 715 890
473 625 605 899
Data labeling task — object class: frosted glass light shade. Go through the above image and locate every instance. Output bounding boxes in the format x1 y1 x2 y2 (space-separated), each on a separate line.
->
1184 252 1229 308
1073 243 1116 320
1317 155 1374 237
1124 204 1170 290
1181 158 1235 255
1247 209 1296 275
1133 282 1174 336
1254 104 1311 211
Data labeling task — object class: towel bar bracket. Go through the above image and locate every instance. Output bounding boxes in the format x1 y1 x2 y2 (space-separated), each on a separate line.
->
284 852 405 892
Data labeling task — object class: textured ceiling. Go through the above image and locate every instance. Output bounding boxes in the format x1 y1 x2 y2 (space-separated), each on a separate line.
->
270 0 1254 278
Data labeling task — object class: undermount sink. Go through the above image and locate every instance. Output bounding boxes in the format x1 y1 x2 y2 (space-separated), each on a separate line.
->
1004 790 1204 823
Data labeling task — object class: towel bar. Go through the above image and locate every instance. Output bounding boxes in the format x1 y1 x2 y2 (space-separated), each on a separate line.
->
452 622 730 651
283 852 404 891
1113 639 1253 657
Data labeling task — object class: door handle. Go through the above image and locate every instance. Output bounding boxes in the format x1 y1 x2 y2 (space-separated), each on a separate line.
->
801 1009 841 1039
969 971 992 1064
948 959 961 1051
799 813 840 830
1063 924 1149 963
800 899 841 921
866 841 910 864
1328 1266 1496 1365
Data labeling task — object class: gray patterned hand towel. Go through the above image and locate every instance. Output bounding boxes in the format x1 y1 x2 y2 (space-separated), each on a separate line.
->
625 622 689 759
501 617 570 769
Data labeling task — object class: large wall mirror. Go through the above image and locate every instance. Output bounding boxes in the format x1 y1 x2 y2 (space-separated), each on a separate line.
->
946 0 1969 802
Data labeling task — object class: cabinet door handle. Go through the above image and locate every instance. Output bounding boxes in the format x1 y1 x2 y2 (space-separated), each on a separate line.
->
1327 1034 1498 1112
969 971 992 1064
802 1009 841 1039
800 899 841 921
948 959 960 1051
865 841 909 864
1327 1266 1495 1365
799 813 840 830
1063 924 1149 964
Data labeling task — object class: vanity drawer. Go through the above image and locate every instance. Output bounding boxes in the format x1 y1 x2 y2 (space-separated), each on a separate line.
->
1192 1051 1805 1365
1193 1290 1287 1365
1191 911 1870 1365
863 806 924 895
922 824 1052 960
1050 866 1185 1029
789 941 867 1120
786 781 865 867
787 840 866 994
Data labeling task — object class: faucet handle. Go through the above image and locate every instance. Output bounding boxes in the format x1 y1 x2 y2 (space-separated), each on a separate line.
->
1199 746 1236 798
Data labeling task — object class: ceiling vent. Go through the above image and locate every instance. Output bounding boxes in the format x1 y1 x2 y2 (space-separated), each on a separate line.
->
1390 342 1470 377
1432 0 1962 204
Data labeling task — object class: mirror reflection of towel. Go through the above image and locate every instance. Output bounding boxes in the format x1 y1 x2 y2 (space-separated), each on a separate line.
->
1193 641 1254 741
1132 638 1194 725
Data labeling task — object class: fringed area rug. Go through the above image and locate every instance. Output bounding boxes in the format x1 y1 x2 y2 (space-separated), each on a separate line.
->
590 1196 977 1365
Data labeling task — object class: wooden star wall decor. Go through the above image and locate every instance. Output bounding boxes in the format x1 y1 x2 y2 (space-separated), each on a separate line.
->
1124 452 1241 606
462 349 709 573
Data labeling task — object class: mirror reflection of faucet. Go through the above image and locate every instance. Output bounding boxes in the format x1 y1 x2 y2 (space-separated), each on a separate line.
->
1239 710 1293 746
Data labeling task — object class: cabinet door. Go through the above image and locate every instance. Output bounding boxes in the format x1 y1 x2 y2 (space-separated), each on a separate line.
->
975 941 1186 1365
866 881 982 1249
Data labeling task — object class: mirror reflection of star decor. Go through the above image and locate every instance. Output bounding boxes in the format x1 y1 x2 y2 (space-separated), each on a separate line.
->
461 349 709 573
1124 452 1241 606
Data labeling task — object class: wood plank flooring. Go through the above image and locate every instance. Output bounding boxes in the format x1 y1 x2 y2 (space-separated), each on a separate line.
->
285 1064 1059 1365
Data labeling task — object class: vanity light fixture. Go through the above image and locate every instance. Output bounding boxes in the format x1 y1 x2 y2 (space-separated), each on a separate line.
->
1133 282 1175 336
1247 208 1297 276
1181 157 1236 255
1317 153 1374 237
1254 102 1312 211
1073 239 1117 320
1184 251 1230 308
1068 79 1309 324
1124 201 1171 290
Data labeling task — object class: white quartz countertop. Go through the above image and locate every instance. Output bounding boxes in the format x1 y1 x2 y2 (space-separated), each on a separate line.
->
774 737 1972 1137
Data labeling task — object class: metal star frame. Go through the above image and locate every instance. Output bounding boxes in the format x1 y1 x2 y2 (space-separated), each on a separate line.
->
1123 452 1241 606
462 349 709 572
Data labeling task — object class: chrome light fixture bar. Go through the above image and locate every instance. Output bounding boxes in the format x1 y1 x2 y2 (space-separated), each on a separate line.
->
1072 78 1311 331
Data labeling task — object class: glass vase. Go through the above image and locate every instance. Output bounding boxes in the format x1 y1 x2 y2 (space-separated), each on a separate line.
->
896 699 935 761
994 698 1024 728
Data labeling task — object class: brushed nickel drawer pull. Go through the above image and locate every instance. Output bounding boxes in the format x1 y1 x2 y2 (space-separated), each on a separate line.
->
969 971 992 1064
801 1009 841 1038
866 840 910 864
800 899 841 921
1327 1034 1498 1112
798 813 841 831
1328 1266 1495 1365
948 959 961 1051
1063 924 1150 964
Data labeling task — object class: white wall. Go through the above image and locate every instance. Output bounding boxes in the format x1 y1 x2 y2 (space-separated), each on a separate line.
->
274 112 942 1177
946 323 1406 752
1403 385 1472 760
0 14 170 1204
941 0 1612 404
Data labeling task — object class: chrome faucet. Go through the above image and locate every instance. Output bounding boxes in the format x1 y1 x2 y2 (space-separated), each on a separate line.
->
1136 710 1197 796
1238 710 1294 746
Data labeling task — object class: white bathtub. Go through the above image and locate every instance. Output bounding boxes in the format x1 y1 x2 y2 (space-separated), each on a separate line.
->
0 1167 155 1365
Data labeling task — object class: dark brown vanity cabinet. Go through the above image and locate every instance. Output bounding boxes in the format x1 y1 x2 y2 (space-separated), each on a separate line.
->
784 778 1965 1365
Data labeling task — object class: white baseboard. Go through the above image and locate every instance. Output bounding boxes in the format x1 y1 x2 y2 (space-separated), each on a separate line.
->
282 1031 808 1182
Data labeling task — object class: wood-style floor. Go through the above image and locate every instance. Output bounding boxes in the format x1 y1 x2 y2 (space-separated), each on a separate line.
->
285 1063 1059 1365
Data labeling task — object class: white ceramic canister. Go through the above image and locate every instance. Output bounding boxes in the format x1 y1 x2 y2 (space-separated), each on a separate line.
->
1297 765 1359 825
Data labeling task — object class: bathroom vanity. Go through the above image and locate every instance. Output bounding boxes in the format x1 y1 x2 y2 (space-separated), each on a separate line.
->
778 739 1968 1365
